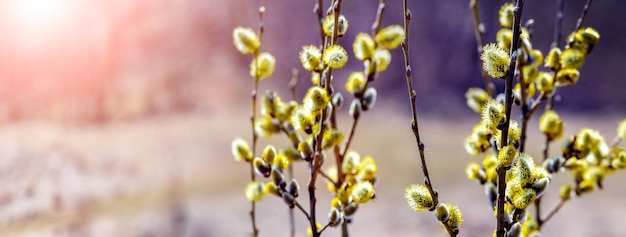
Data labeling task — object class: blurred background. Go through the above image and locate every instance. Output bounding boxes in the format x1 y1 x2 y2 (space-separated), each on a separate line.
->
0 0 624 236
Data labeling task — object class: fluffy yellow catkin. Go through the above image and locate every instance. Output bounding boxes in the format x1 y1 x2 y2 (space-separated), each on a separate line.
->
233 27 260 54
481 43 510 78
250 52 276 79
375 25 405 49
299 45 323 71
353 33 375 60
405 184 434 212
323 45 348 69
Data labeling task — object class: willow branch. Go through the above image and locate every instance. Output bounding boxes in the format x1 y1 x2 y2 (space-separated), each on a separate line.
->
401 1 456 236
290 69 299 101
401 0 437 208
247 7 267 235
248 73 260 237
330 0 344 46
551 0 565 48
539 199 566 227
341 116 360 157
308 113 326 237
330 100 344 188
287 69 300 237
611 137 623 149
470 0 495 97
533 132 552 229
574 0 593 31
294 201 311 220
319 170 336 185
318 223 332 235
315 0 325 45
519 92 546 153
371 0 386 36
308 1 344 236
341 221 349 237
519 65 529 153
342 0 384 160
542 135 551 162
496 1 525 237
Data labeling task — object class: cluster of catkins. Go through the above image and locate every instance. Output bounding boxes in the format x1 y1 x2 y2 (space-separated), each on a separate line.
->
463 2 625 237
232 8 407 235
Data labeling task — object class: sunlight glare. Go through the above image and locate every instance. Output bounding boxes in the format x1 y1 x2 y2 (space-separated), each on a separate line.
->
2 0 84 55
5 0 77 41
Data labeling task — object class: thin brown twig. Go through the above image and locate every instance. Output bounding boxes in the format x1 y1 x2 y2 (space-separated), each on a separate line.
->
519 92 547 153
539 199 566 227
332 3 386 236
315 0 325 45
543 69 560 112
574 0 594 31
332 3 347 237
308 110 327 237
519 92 547 152
401 0 438 209
330 0 344 46
247 6 267 234
308 1 344 236
551 0 565 48
531 45 565 231
341 116 360 157
250 75 259 237
329 99 344 187
340 0 385 162
610 137 623 149
534 133 551 228
531 10 571 223
371 0 386 36
325 7 342 198
401 1 456 236
335 81 368 189
542 136 551 162
308 113 326 237
341 222 349 237
288 185 295 237
294 201 311 220
336 65 378 190
288 68 299 237
519 63 529 152
308 3 328 236
318 223 332 235
401 0 436 207
516 24 538 154
290 69 299 101
318 170 336 185
496 1 525 237
470 0 495 97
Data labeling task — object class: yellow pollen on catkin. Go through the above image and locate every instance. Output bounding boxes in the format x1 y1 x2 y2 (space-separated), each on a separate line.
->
404 184 434 212
250 52 276 79
375 25 405 49
245 181 265 202
323 45 348 69
233 27 260 54
481 43 510 78
498 3 515 27
323 14 349 37
299 45 323 71
353 33 375 60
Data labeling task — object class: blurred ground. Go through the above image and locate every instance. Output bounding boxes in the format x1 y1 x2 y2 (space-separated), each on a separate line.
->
0 104 624 237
